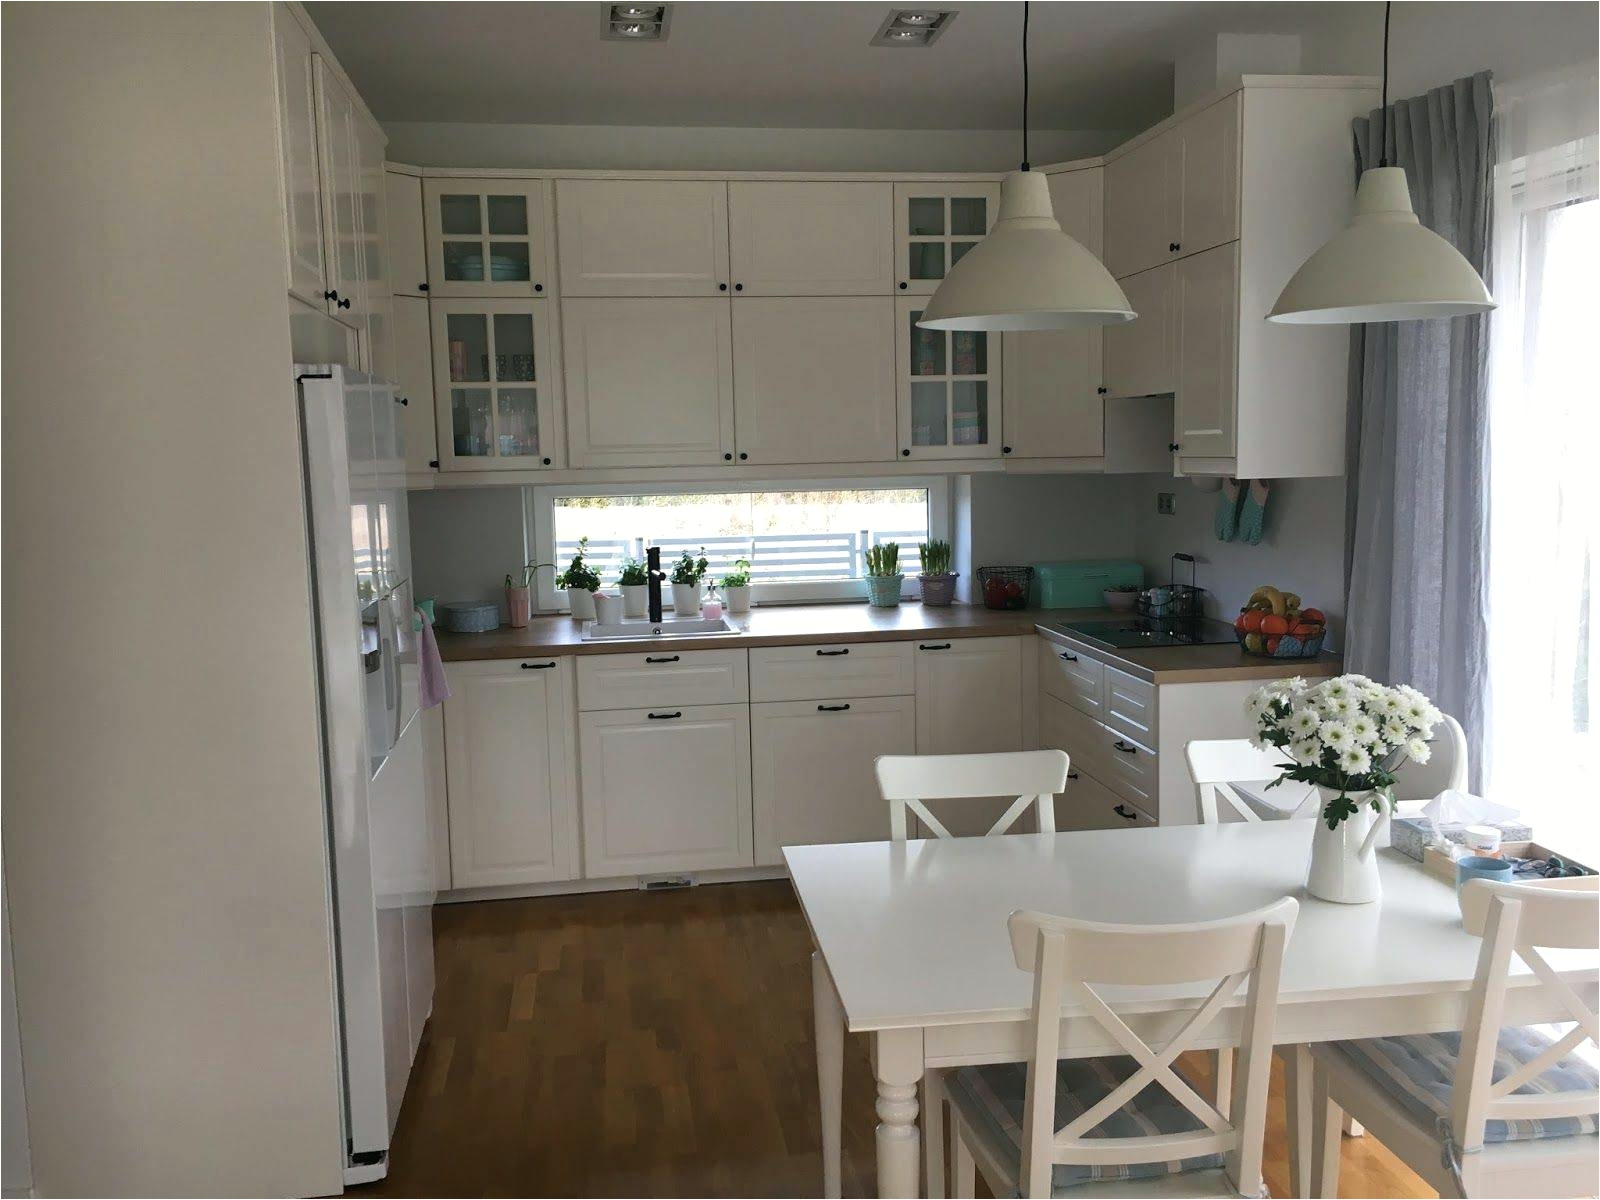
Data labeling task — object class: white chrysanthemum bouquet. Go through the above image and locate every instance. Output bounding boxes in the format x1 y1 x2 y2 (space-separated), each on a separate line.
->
1246 674 1442 830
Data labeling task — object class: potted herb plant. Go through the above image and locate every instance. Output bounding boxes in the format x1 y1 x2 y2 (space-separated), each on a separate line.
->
721 558 752 614
556 536 602 620
669 547 709 614
865 542 903 608
617 556 650 619
916 540 957 607
1247 674 1442 904
503 561 542 628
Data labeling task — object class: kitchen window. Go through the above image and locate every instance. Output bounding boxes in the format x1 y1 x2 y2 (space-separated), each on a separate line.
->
530 478 949 610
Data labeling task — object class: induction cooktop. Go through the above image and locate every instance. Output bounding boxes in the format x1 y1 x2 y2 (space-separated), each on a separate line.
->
1056 617 1239 650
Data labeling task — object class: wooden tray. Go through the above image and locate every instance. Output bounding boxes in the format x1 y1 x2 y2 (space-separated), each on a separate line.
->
1422 840 1596 884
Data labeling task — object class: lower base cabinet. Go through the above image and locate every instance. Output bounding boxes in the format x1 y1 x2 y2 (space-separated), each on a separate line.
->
913 636 1025 836
442 659 580 888
750 695 915 866
1056 767 1155 831
579 703 753 877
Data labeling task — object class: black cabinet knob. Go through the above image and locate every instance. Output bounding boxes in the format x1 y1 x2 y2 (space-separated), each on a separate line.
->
396 396 408 406
534 283 543 293
324 290 338 301
1067 770 1080 780
337 297 351 310
723 452 733 461
734 283 744 292
418 282 429 292
541 456 552 466
1096 386 1108 395
1002 445 1012 455
718 283 728 292
428 458 439 469
738 452 748 461
898 281 908 290
1169 242 1180 252
901 448 911 457
1169 442 1181 453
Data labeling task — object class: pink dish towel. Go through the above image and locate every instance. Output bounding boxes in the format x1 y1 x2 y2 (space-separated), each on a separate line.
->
416 609 452 709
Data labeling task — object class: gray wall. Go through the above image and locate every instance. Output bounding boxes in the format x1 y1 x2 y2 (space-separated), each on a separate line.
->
409 486 528 622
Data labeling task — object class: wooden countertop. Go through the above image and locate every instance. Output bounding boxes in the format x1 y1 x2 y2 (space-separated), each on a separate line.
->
435 602 1343 684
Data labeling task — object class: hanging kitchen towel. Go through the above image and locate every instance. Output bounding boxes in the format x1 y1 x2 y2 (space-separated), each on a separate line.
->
1238 480 1272 545
417 607 452 709
1214 477 1242 542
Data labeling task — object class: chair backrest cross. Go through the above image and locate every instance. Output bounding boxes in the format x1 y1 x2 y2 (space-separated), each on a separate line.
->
1184 739 1301 824
874 750 1070 842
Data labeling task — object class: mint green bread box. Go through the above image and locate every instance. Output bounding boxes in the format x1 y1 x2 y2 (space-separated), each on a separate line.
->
1029 560 1144 609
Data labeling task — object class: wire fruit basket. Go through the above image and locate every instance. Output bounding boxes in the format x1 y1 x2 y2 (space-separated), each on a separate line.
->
1136 553 1203 620
978 566 1033 611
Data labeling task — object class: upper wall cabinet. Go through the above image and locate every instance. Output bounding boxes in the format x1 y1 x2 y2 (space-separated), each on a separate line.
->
1104 94 1240 279
562 298 734 468
1102 262 1177 400
892 181 1000 295
422 178 551 298
727 182 893 295
430 298 563 470
1174 242 1239 461
313 57 365 327
355 118 391 379
271 6 325 308
897 296 1001 460
731 298 897 465
556 179 730 297
384 169 428 297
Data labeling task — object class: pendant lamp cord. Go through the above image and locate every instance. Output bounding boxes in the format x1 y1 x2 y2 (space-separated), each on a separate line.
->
1020 0 1031 170
1379 0 1392 167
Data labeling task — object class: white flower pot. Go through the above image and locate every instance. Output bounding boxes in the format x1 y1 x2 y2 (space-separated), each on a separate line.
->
621 584 649 619
592 592 623 624
566 587 597 621
671 581 702 614
1306 787 1391 904
724 584 751 614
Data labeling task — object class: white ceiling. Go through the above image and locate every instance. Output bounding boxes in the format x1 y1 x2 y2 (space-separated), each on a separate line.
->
304 1 1377 132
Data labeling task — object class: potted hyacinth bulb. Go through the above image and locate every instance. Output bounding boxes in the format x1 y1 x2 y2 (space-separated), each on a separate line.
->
916 539 957 607
865 542 904 608
617 556 650 619
1247 674 1442 904
669 548 709 615
556 536 602 621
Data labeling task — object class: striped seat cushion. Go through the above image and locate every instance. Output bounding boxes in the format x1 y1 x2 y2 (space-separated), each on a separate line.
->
1331 1026 1599 1143
943 1056 1224 1195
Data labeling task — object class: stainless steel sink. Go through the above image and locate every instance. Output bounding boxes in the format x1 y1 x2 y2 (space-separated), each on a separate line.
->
582 616 740 641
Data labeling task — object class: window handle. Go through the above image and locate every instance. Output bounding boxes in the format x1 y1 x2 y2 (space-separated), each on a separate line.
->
816 648 850 657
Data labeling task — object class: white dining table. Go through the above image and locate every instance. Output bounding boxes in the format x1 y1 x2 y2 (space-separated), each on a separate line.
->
786 821 1599 1199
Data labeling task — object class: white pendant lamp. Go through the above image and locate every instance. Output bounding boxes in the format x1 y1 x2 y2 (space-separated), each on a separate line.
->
918 3 1133 331
1267 3 1493 324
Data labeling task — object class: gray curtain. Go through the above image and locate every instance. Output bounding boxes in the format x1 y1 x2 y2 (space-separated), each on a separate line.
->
1343 71 1494 788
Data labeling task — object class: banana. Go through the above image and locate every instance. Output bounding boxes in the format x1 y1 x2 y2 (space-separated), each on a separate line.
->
1251 585 1286 616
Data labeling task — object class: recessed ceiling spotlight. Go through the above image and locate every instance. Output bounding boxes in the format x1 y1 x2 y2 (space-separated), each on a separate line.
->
870 8 957 47
600 3 671 41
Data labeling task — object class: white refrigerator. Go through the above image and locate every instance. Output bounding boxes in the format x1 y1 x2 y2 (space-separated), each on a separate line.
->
297 365 435 1185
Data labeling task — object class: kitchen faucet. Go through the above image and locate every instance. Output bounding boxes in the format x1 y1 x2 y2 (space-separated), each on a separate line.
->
646 545 665 624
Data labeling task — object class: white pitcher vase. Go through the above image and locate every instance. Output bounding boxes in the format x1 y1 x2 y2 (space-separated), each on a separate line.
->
1306 787 1392 904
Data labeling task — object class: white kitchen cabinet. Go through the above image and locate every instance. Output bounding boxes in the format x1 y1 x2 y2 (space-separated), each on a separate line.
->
561 297 734 467
556 178 729 297
1174 242 1239 462
1176 94 1242 262
897 296 1002 460
430 298 563 470
749 641 914 703
355 115 390 379
914 636 1023 754
892 181 1000 296
422 178 550 298
1102 263 1177 400
271 5 325 308
728 182 893 295
731 297 896 465
313 56 364 327
575 648 748 712
1058 768 1154 831
442 658 579 888
385 169 428 297
751 695 915 866
392 296 437 474
579 704 753 877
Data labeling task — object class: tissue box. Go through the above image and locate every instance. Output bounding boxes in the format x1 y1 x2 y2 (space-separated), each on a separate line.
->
1392 816 1533 862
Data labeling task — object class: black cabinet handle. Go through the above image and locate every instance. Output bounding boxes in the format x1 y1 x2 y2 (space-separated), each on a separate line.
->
645 655 680 664
1067 770 1080 780
1059 652 1078 662
337 297 351 310
1168 442 1181 452
719 283 728 291
396 396 409 406
734 283 744 291
428 458 440 468
324 290 339 301
919 642 951 651
647 711 682 720
520 661 556 670
816 648 850 656
1113 739 1138 754
817 703 852 712
1113 803 1139 821
1169 242 1181 252
418 282 429 292
1096 386 1108 395
723 452 733 461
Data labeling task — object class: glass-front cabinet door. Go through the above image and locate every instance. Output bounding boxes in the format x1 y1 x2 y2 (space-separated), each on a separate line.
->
429 299 563 470
896 296 1002 459
422 178 550 298
892 181 1001 295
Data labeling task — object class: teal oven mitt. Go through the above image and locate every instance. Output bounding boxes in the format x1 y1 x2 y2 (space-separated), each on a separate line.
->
1237 479 1271 545
1214 477 1242 541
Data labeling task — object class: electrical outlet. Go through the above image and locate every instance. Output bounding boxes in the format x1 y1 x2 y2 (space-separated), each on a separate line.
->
1156 492 1176 515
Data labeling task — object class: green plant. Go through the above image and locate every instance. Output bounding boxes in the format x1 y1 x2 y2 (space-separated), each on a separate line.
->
555 537 602 593
865 542 901 578
617 557 649 587
670 547 709 585
722 558 752 589
917 539 952 576
505 560 548 590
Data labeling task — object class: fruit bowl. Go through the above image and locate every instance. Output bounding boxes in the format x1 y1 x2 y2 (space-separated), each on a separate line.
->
1235 586 1326 658
978 566 1032 611
1235 627 1325 659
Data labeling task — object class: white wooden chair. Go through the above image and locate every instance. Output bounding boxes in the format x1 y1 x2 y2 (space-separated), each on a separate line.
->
873 748 1072 1197
1306 877 1599 1198
1390 710 1469 800
942 898 1299 1199
1184 739 1303 824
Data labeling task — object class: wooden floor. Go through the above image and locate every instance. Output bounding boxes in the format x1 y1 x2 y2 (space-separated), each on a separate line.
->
356 880 1432 1198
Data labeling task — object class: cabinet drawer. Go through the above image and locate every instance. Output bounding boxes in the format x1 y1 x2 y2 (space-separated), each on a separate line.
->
1103 666 1157 745
1056 767 1154 831
1038 692 1110 783
749 641 913 702
576 649 748 711
1099 728 1159 815
1038 637 1105 718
